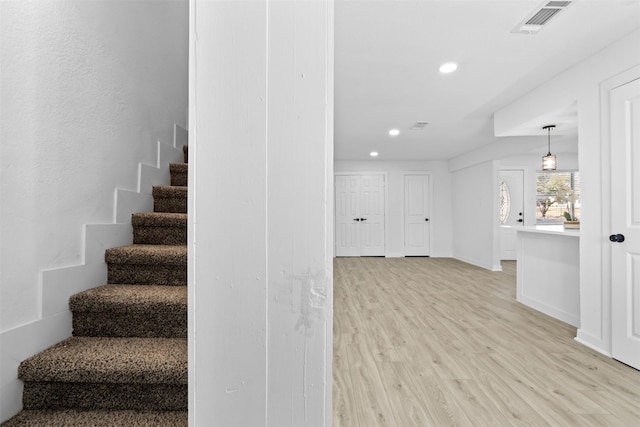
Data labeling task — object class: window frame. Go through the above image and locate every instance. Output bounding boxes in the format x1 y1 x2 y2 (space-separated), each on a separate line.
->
535 169 580 224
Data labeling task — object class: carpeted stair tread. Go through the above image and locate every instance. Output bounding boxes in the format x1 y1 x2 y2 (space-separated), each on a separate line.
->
1 409 187 426
153 186 187 214
105 244 187 265
18 336 187 384
132 213 187 245
70 285 186 314
169 163 187 173
21 382 186 412
132 212 187 227
153 186 187 198
169 163 188 186
6 139 191 423
70 285 187 337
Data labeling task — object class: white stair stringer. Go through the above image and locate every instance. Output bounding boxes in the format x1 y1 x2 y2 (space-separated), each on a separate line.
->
0 124 187 423
114 125 185 222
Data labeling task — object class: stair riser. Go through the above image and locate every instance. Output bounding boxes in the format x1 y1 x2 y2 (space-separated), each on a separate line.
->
73 313 187 338
154 197 187 214
133 227 187 245
107 265 187 286
22 382 187 411
1 410 188 426
170 172 187 187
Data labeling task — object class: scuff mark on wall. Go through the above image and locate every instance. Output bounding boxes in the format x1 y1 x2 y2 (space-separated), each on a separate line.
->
276 267 331 424
290 268 328 337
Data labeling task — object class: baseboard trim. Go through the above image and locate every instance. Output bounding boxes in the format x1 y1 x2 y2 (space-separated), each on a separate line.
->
453 255 499 272
575 330 612 357
385 253 404 258
0 311 71 421
517 295 579 327
0 124 185 423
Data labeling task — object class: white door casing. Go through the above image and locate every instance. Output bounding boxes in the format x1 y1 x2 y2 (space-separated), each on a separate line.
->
404 174 431 256
611 77 640 370
335 174 385 257
500 170 525 260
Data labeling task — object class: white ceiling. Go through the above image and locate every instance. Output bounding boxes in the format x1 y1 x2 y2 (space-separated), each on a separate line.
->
334 0 640 161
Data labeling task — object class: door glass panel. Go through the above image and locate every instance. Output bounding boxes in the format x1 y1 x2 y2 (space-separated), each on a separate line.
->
499 180 511 224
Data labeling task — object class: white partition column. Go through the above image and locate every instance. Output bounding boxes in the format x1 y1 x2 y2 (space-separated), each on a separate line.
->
189 1 334 426
516 227 580 327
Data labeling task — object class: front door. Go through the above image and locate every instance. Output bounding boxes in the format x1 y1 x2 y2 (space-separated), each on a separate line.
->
611 77 640 370
500 170 525 260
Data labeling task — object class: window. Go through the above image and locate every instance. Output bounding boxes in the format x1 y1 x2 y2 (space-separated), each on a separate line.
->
499 180 511 224
536 171 580 223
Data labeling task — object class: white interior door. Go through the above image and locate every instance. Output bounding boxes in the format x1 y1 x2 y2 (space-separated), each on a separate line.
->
500 170 524 260
404 174 430 256
359 175 385 256
335 175 360 256
335 174 385 257
611 77 640 370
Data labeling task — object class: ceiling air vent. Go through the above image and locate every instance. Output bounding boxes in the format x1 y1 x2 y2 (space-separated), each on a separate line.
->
513 1 571 34
410 121 430 130
546 1 571 7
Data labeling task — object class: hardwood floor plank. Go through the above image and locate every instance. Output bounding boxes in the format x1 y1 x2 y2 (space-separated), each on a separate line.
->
575 414 631 427
440 379 512 427
333 369 358 427
579 389 640 425
332 258 640 426
377 362 439 426
348 363 397 427
469 353 553 426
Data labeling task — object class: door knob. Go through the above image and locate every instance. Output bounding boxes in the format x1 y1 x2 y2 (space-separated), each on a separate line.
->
360 218 367 221
353 218 360 221
425 218 429 221
517 219 523 223
609 234 625 243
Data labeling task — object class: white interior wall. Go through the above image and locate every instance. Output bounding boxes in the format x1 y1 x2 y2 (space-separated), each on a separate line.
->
0 0 188 332
494 28 640 356
451 160 501 271
334 160 453 258
189 1 333 425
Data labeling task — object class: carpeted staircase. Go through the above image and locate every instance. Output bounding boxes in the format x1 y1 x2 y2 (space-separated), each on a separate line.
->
2 145 189 427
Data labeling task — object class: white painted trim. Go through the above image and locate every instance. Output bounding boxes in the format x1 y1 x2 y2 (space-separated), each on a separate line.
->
517 295 580 328
401 171 434 257
575 331 612 357
587 65 640 356
492 161 502 272
453 255 502 272
334 171 389 257
0 311 72 421
385 253 404 258
0 127 183 423
187 1 196 423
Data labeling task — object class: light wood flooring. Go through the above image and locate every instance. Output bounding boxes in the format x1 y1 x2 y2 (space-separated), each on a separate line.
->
333 257 640 426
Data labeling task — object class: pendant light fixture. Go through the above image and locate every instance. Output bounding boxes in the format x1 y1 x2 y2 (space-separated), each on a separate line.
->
542 125 557 171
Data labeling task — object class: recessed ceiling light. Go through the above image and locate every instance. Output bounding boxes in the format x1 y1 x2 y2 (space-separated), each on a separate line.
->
370 151 379 157
439 62 458 73
388 129 400 136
